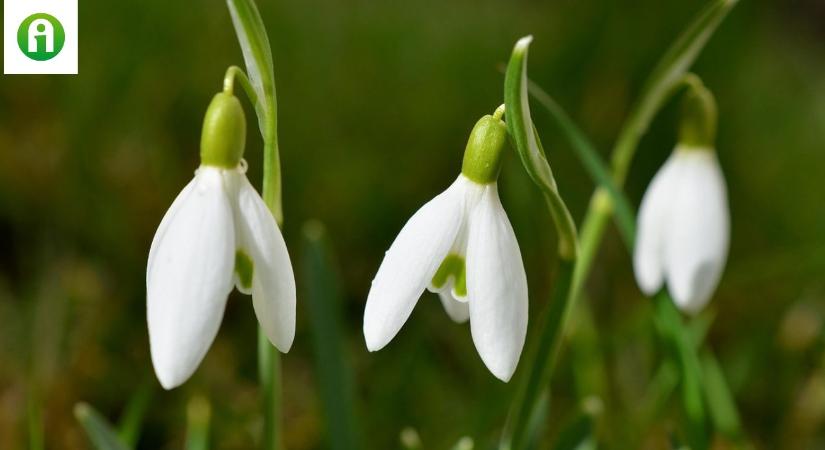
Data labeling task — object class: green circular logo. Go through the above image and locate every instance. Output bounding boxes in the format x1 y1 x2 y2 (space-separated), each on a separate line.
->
17 13 65 61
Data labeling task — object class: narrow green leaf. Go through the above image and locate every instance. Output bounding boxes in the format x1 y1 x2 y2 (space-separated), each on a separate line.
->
117 379 152 448
226 0 275 137
74 403 130 450
185 396 211 450
686 311 716 350
504 36 578 261
502 260 576 450
257 328 282 450
610 0 738 184
504 36 556 194
701 350 742 438
302 221 360 450
526 80 636 248
653 292 709 450
640 361 680 426
226 0 283 223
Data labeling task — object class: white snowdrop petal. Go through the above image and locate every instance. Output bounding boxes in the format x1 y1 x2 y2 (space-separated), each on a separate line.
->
633 154 681 296
436 284 470 323
147 168 235 389
363 178 467 351
234 174 297 352
147 178 196 286
664 151 730 314
466 185 528 382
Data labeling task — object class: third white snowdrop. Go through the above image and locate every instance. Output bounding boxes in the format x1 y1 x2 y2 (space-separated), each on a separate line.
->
633 83 729 314
363 107 528 382
147 91 296 389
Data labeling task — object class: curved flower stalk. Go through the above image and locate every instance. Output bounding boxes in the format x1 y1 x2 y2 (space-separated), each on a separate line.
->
501 36 580 450
147 89 296 390
634 82 729 314
363 109 529 382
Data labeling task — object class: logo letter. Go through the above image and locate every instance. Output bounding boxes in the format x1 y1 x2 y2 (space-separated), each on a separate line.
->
27 19 54 53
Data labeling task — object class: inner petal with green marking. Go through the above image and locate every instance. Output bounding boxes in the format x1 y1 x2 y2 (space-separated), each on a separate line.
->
235 249 254 291
431 254 467 298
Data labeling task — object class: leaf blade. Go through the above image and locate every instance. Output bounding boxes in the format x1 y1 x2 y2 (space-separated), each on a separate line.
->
226 0 276 137
74 403 130 450
503 36 578 261
526 80 637 248
302 221 361 450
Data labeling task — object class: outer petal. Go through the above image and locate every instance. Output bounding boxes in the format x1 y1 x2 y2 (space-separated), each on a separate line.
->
147 178 196 286
664 150 730 314
233 173 297 352
363 177 468 351
147 168 235 389
633 154 681 296
434 283 470 323
466 185 528 382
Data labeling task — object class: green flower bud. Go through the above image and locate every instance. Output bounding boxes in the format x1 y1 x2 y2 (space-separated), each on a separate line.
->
678 81 717 148
200 92 247 168
461 110 509 184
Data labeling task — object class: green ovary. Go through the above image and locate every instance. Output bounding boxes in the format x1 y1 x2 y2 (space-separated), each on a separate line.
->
431 254 467 297
235 249 254 290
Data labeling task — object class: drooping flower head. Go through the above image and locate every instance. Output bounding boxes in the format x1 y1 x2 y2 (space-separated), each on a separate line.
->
633 82 730 314
147 91 295 389
363 108 528 382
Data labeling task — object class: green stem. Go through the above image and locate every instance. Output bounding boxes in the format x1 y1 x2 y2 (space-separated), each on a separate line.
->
224 66 259 106
259 329 282 450
555 1 737 445
502 36 580 450
117 379 153 448
224 63 284 450
504 259 575 450
185 396 212 450
573 0 739 294
653 292 709 449
259 94 282 450
225 1 283 448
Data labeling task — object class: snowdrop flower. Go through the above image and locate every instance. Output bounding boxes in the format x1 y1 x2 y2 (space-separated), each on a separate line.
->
633 84 729 314
147 92 295 389
363 109 528 381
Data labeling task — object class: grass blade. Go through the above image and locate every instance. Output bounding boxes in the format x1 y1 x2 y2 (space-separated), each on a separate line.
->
226 0 275 138
185 396 212 450
503 35 578 261
302 221 360 450
74 403 130 450
610 0 739 184
701 350 743 438
226 0 282 222
526 81 636 248
653 292 709 450
116 379 152 448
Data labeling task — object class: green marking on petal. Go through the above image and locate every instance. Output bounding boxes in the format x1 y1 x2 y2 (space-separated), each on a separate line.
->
235 249 254 290
431 254 467 298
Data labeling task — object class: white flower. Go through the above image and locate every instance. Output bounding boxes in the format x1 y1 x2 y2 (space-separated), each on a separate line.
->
633 146 730 314
147 161 295 389
363 174 528 382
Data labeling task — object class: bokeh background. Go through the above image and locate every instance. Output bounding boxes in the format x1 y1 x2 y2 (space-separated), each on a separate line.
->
1 0 824 448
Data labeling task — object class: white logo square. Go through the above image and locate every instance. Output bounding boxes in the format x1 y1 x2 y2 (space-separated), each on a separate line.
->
3 0 78 74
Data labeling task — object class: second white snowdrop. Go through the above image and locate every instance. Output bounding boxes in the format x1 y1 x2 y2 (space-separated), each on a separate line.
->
147 91 296 389
363 108 528 382
633 84 730 314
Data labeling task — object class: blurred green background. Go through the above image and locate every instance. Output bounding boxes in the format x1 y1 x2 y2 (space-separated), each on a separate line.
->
1 0 824 448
